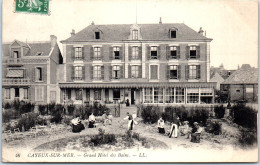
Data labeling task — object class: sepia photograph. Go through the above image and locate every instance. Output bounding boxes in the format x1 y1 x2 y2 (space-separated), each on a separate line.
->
1 0 258 163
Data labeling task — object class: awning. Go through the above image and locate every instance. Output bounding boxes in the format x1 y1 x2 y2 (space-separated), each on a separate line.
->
59 82 217 89
6 69 24 78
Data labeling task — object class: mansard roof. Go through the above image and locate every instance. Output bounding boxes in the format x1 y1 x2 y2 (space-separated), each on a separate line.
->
61 23 212 43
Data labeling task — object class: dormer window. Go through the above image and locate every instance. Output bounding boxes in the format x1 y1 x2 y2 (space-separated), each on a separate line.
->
95 32 100 39
36 52 43 56
132 30 138 40
170 30 176 38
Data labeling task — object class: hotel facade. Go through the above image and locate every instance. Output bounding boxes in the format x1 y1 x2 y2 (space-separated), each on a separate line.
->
59 22 216 106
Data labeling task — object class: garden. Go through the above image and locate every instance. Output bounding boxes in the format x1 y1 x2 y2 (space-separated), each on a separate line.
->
2 100 258 153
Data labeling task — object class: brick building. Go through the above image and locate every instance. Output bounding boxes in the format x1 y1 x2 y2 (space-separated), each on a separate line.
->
221 64 258 102
59 22 216 106
2 35 63 104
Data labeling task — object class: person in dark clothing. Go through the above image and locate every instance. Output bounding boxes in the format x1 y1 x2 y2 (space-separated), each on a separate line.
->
124 112 134 130
71 116 85 133
157 117 165 134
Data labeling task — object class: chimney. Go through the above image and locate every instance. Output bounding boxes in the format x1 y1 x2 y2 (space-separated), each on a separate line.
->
70 29 75 36
50 35 57 47
198 27 204 35
159 17 162 24
91 21 95 25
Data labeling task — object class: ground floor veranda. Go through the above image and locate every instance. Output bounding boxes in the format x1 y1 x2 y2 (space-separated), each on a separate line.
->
59 82 216 105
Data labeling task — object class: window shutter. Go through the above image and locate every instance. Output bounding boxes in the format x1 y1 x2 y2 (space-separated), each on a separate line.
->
178 65 181 79
110 66 113 79
42 68 44 82
138 65 142 78
109 47 113 60
185 65 189 80
157 46 160 59
196 65 201 79
129 46 132 60
138 46 142 60
71 47 75 60
177 46 180 59
128 65 131 78
196 46 200 59
101 66 104 80
28 87 31 100
119 47 123 60
100 47 103 61
32 68 35 82
185 46 190 59
82 66 85 80
146 46 150 60
71 66 75 81
90 47 93 60
120 65 124 78
23 69 26 78
167 65 170 80
166 46 170 60
81 47 85 60
90 66 93 80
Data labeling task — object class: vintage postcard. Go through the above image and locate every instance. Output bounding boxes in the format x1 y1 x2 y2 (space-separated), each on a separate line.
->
2 0 258 163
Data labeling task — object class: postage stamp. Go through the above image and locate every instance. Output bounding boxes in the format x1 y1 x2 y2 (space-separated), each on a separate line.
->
15 0 49 15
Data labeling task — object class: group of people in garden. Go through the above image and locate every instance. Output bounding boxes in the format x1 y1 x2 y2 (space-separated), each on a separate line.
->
70 109 202 143
157 116 203 143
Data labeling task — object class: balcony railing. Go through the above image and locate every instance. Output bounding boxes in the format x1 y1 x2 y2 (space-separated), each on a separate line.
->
2 78 30 85
7 58 23 65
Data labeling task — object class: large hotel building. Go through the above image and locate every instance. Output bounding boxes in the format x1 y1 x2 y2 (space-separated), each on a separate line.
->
58 21 216 106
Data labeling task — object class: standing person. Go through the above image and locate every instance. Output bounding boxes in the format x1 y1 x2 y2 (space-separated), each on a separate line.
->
169 116 182 138
102 111 108 126
157 117 165 134
107 112 113 125
88 113 96 128
124 112 134 130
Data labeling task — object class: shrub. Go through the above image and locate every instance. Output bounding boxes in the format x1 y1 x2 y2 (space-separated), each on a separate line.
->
238 128 257 147
3 102 12 109
90 128 116 146
12 100 21 112
67 104 75 115
17 112 38 131
214 105 225 119
63 115 73 125
50 104 64 123
232 104 257 130
36 116 48 125
205 119 222 135
141 106 160 124
38 104 48 115
2 109 19 123
47 102 56 115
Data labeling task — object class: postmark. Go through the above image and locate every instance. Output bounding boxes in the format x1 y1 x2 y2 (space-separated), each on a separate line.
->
15 0 49 15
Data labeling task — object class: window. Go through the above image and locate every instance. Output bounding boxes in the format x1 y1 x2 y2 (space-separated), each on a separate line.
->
246 85 254 93
187 65 200 79
24 88 28 99
144 88 153 103
94 47 101 60
150 65 158 79
131 65 139 78
176 88 185 103
113 47 120 59
95 32 100 39
132 30 138 40
75 47 82 60
150 46 158 59
170 30 176 38
154 88 163 103
189 46 197 59
94 89 101 100
74 66 83 80
113 89 120 100
93 65 102 80
35 86 44 101
187 88 199 103
132 46 139 60
35 67 43 81
200 88 213 104
75 89 82 100
5 88 10 99
169 65 178 79
170 46 177 59
165 88 174 103
112 65 120 79
13 51 19 58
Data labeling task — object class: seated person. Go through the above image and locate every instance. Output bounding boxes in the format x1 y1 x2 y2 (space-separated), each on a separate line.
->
71 116 85 133
107 112 113 125
88 113 96 128
190 122 203 143
157 117 165 134
179 121 190 136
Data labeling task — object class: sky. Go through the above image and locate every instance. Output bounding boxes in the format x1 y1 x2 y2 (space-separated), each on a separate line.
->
2 0 258 69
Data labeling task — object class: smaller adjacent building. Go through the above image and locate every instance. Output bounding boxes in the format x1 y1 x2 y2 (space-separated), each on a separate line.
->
221 64 258 103
2 35 63 104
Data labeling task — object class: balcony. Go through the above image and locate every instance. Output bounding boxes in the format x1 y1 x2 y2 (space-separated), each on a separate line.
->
2 78 30 85
7 58 23 66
